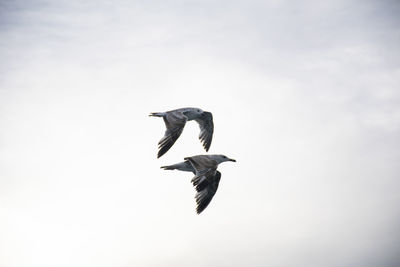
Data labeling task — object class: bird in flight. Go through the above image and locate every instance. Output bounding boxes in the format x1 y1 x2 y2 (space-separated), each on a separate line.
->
149 107 214 158
161 154 236 214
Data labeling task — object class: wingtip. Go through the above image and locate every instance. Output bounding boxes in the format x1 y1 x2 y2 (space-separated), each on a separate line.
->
157 148 167 158
196 207 205 214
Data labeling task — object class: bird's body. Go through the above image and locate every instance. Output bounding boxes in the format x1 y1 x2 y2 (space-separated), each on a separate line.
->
149 107 214 158
161 154 236 214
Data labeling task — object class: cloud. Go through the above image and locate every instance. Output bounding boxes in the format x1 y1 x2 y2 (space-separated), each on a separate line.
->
1 1 399 267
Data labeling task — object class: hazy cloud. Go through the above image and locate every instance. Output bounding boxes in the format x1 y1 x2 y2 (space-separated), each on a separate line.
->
1 1 399 267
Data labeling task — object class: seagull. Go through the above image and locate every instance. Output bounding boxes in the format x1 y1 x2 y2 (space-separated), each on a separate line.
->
161 154 236 214
149 107 214 158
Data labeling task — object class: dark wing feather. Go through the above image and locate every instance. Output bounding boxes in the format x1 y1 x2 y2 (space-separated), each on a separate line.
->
184 155 220 214
194 171 221 214
195 112 214 151
157 112 187 158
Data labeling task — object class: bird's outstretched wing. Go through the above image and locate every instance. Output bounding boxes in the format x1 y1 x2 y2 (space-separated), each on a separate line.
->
185 156 220 214
195 111 214 152
192 170 221 214
157 112 187 158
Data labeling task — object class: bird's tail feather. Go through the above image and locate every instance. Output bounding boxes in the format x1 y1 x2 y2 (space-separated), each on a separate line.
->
160 165 175 170
149 112 165 117
160 161 194 172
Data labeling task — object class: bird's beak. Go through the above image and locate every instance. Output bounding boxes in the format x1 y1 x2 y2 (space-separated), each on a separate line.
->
229 158 236 162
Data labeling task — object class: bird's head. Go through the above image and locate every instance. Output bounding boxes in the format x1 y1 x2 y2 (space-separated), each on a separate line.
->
194 108 204 115
183 108 204 120
212 154 236 164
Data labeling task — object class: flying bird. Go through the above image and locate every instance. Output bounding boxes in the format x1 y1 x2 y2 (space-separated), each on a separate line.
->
149 107 214 158
161 154 236 214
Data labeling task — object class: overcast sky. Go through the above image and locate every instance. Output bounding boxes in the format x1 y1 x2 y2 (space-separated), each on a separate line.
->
1 0 400 267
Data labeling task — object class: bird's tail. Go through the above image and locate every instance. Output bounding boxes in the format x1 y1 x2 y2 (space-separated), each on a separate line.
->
160 165 176 170
149 112 165 117
160 161 194 172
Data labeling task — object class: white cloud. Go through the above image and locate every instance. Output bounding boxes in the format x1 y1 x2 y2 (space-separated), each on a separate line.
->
1 1 399 266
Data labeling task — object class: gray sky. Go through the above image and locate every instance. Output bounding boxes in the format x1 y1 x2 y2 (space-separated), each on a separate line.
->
1 0 400 266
